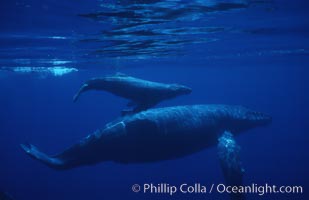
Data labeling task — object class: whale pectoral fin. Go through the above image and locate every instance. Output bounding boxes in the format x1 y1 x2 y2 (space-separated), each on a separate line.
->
122 100 138 116
73 83 88 102
121 102 157 116
73 93 80 102
218 131 245 200
133 102 157 113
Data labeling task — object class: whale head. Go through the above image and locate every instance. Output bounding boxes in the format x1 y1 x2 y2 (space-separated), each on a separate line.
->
223 106 272 133
82 78 114 91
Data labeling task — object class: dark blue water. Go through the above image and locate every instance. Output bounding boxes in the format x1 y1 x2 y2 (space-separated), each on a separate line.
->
0 0 308 200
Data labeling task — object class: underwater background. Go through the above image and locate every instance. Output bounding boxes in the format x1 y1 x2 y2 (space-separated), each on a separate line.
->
0 0 308 199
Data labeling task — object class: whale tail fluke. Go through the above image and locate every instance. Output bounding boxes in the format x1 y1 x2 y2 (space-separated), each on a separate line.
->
20 143 65 170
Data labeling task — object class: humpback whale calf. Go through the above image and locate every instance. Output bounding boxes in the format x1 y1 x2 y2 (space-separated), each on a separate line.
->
21 104 271 170
73 73 192 115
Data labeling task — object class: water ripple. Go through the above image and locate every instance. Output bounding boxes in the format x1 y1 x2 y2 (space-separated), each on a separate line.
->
77 0 250 58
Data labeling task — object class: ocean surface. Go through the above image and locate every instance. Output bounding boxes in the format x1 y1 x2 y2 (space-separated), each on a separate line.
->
0 0 308 200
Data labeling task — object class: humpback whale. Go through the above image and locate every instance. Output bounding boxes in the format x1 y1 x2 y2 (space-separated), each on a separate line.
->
21 104 271 200
21 104 271 170
73 73 192 115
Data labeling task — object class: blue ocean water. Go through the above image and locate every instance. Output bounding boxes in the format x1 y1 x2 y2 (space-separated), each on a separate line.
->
0 0 308 200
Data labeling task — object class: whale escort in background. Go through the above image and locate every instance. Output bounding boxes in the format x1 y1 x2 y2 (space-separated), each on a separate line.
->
73 73 192 115
0 191 14 200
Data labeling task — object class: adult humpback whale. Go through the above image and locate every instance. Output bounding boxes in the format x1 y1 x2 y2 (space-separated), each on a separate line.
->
73 73 192 115
21 104 271 170
21 104 271 200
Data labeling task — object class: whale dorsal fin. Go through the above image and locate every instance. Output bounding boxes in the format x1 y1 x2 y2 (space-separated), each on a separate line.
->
115 72 128 77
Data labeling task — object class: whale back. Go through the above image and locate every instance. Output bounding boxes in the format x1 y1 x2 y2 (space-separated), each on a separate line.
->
108 104 271 140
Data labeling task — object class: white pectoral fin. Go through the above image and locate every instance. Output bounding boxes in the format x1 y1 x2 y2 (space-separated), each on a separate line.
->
218 131 245 200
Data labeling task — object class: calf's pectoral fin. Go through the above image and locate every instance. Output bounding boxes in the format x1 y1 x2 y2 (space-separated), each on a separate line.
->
217 131 245 200
121 101 157 116
73 83 88 102
133 102 158 113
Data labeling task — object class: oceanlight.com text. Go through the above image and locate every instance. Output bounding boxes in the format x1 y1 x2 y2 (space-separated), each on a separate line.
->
131 183 303 196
